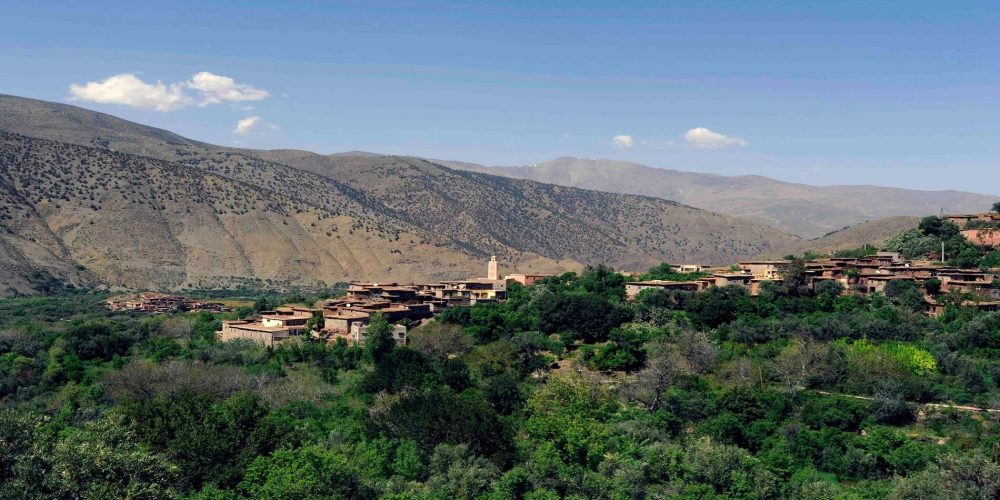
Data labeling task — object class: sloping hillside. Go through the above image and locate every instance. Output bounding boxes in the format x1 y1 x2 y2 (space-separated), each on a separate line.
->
248 151 801 270
0 131 506 293
772 216 922 257
442 157 996 238
0 95 803 293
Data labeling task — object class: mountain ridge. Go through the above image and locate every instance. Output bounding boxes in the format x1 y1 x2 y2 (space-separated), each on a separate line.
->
438 156 996 238
0 95 802 294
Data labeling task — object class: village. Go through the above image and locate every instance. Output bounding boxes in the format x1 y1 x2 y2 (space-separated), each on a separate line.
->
107 214 1000 350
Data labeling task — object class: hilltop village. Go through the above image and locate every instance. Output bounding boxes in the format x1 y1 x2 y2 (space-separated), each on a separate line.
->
104 213 1000 350
215 255 519 348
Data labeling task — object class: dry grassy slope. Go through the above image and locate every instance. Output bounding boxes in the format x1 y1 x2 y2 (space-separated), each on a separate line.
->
0 132 519 291
0 95 805 293
249 151 802 269
0 95 207 157
770 216 922 258
442 157 997 238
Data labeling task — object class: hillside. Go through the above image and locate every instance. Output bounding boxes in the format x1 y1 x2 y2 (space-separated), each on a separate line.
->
0 131 503 294
442 157 997 238
772 216 922 257
0 95 802 293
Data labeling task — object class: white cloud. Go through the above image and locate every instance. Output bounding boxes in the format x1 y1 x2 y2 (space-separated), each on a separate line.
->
683 127 748 149
234 116 262 135
612 134 634 148
187 71 269 106
69 74 192 112
69 72 268 112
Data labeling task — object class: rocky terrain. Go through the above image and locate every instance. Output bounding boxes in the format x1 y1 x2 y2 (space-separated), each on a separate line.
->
0 95 802 294
444 157 995 238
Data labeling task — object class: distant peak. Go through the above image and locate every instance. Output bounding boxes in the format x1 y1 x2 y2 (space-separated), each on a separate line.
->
328 150 384 158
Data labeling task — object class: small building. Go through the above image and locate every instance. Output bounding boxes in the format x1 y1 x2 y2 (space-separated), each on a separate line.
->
739 261 789 281
432 280 507 306
944 213 1000 227
346 283 422 303
335 322 408 347
505 274 553 286
926 298 1000 317
216 305 316 347
936 270 996 299
677 264 706 273
711 273 752 289
217 320 300 348
260 306 314 329
861 275 917 294
875 252 903 264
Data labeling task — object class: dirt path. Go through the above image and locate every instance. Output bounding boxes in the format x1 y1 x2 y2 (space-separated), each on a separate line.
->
811 389 1000 415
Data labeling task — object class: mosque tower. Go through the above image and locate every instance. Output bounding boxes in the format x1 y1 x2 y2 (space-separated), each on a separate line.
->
487 255 499 280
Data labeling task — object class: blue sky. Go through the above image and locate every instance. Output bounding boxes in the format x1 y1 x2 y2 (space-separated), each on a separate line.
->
2 0 999 194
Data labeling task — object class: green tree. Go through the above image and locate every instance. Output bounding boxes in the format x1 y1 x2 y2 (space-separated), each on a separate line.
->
367 386 513 461
573 264 627 301
884 280 926 312
392 440 424 480
0 410 179 499
365 313 395 363
923 277 942 296
426 444 501 499
640 262 707 282
891 453 1000 499
686 285 752 328
535 292 632 343
918 216 960 237
239 446 363 499
779 257 811 296
524 374 616 467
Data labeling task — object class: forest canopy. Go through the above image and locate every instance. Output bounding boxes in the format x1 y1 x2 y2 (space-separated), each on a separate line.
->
1 264 999 499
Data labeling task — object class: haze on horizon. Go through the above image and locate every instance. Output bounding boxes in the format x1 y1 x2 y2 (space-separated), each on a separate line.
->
3 0 999 194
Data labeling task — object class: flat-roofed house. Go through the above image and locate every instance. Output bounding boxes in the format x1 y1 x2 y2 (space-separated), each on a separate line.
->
677 264 706 273
945 213 1000 227
260 306 314 330
323 308 372 334
936 270 996 299
875 252 904 265
343 322 408 347
217 320 298 348
346 283 424 304
861 275 917 294
739 261 788 280
712 273 752 289
505 274 553 286
431 280 507 306
926 297 1000 317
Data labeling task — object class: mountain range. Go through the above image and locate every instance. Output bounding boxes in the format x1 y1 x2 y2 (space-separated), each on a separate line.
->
441 157 996 238
0 95 808 295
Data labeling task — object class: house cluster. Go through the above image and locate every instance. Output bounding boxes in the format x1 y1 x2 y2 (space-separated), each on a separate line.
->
625 251 999 316
178 211 1000 348
105 292 230 313
217 256 527 348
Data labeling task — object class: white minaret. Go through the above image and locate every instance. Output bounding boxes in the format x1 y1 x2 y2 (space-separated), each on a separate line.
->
487 255 499 280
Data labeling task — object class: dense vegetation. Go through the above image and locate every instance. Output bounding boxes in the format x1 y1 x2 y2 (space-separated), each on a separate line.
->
883 216 1000 269
1 265 999 499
